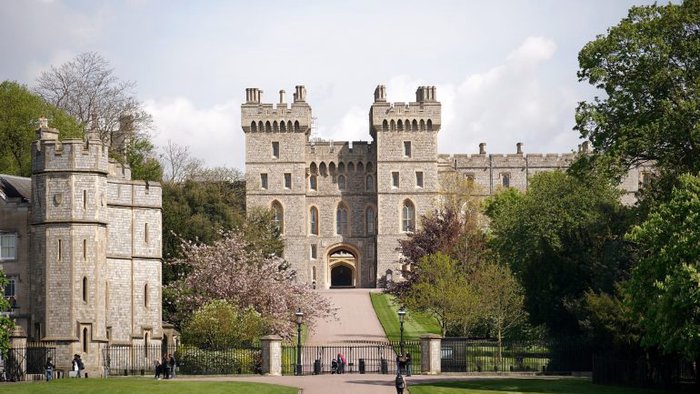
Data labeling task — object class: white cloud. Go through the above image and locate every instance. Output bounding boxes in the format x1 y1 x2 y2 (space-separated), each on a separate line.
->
144 97 243 169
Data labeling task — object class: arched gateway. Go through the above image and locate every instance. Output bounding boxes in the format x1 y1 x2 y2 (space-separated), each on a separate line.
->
327 247 358 288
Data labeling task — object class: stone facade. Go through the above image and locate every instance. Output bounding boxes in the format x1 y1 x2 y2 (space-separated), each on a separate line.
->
0 121 163 376
243 85 653 289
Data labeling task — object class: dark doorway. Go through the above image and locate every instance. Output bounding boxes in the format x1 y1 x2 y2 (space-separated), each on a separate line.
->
331 265 353 287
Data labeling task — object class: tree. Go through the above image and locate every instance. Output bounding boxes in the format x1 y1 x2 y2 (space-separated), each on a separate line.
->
485 171 632 337
625 173 700 362
0 271 15 357
0 81 81 176
181 299 265 349
165 230 332 339
34 52 161 181
160 141 204 183
575 0 700 180
403 252 480 336
474 262 527 360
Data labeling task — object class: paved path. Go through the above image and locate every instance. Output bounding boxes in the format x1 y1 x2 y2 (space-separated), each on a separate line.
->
307 289 387 344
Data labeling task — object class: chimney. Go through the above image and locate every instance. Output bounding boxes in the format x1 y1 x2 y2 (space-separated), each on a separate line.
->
374 85 386 102
279 90 286 104
479 142 487 155
516 142 523 154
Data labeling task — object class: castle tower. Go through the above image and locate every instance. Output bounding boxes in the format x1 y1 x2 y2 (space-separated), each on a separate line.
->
242 86 312 275
30 120 110 369
370 85 441 284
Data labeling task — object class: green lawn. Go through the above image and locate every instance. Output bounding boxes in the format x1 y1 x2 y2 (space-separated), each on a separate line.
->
0 378 297 394
409 378 677 394
370 291 441 341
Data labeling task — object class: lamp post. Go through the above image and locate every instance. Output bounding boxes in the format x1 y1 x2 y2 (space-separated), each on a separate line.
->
295 308 304 376
398 307 406 356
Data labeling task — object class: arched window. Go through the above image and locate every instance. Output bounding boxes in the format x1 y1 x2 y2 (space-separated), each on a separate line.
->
251 121 257 132
420 119 426 131
82 277 88 302
348 162 355 172
258 121 264 132
280 121 286 131
405 119 411 131
336 204 348 235
412 119 418 130
319 162 327 176
366 162 374 173
309 175 317 191
273 121 278 132
338 162 345 173
338 175 346 190
402 200 415 232
310 162 318 174
294 120 300 132
366 207 375 235
366 175 374 191
310 207 319 235
397 119 404 131
357 162 364 173
329 162 336 176
382 120 388 131
271 201 284 233
265 121 272 132
390 119 396 131
427 119 433 131
288 121 293 131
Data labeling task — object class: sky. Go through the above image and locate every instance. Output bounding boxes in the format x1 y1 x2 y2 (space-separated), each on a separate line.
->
0 0 665 171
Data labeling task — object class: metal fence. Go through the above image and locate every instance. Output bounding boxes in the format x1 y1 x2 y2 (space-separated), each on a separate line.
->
440 339 588 373
1 344 56 381
281 340 420 376
103 344 261 376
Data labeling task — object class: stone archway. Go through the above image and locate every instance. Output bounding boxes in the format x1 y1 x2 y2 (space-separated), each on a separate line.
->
327 247 358 288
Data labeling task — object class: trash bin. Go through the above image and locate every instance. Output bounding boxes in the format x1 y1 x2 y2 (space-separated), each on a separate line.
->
359 359 365 374
314 359 321 375
380 358 388 374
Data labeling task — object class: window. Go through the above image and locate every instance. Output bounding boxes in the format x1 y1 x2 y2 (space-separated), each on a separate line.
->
284 173 292 189
271 201 284 233
640 172 652 187
82 277 88 302
501 173 510 188
144 283 149 308
272 141 280 158
58 239 62 261
310 244 318 260
392 172 400 188
83 189 87 210
403 141 412 158
366 207 375 235
0 233 16 260
416 171 424 188
260 173 268 189
145 223 149 244
336 204 348 235
366 175 374 191
83 328 89 353
83 239 87 260
367 243 375 260
309 175 317 191
402 200 415 232
338 175 346 190
310 207 319 235
4 278 16 297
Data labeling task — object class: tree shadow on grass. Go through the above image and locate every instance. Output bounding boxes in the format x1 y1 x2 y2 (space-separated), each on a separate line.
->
415 379 677 394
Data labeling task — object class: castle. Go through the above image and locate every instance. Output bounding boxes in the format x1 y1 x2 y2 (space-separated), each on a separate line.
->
243 85 650 289
0 120 164 375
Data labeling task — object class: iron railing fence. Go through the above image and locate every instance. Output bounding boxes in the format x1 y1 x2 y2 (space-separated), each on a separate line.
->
1 344 56 381
281 340 420 376
593 355 698 390
103 344 262 376
440 339 588 373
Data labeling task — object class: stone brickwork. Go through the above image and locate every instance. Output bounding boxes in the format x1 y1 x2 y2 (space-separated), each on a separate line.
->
0 121 163 377
242 84 652 289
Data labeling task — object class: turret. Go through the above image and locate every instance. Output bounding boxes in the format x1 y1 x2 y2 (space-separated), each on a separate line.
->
241 85 312 136
369 85 441 140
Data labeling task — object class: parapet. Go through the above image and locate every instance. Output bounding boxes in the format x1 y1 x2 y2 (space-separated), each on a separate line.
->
241 85 312 135
370 85 441 139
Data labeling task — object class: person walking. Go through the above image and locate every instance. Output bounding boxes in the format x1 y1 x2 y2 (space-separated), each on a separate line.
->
45 357 55 381
405 353 412 376
395 372 406 394
71 354 83 378
162 354 171 379
168 354 176 378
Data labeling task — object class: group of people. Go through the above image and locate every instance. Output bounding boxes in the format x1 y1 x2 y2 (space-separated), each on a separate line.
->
44 354 85 381
331 352 346 374
394 352 412 394
154 353 176 380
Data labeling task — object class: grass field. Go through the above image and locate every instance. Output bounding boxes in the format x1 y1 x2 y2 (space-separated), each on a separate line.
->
409 378 678 394
0 378 297 394
370 291 441 340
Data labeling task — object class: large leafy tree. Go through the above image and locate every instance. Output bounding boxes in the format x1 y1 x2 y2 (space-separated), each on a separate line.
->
165 230 331 338
34 52 161 181
486 171 632 337
575 0 700 180
0 81 81 176
625 173 700 361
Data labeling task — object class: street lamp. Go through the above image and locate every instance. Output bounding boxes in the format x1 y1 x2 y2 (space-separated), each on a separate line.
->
295 308 304 376
398 307 406 356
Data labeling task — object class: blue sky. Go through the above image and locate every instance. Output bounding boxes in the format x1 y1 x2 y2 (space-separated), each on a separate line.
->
0 0 664 170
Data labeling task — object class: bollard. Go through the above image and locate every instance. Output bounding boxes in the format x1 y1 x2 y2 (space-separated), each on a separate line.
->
314 359 321 375
381 358 388 374
359 359 365 374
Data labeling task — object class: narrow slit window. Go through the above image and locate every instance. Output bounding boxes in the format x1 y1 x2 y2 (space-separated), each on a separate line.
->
272 141 280 158
261 173 268 189
403 141 412 158
83 189 87 209
416 171 424 188
58 239 62 261
392 172 399 188
145 223 149 244
83 328 88 353
284 173 292 189
82 277 88 302
83 239 87 260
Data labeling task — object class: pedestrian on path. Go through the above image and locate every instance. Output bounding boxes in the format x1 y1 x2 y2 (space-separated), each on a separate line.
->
395 372 406 394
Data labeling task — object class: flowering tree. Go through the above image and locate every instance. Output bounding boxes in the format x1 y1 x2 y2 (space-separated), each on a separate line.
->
166 230 333 340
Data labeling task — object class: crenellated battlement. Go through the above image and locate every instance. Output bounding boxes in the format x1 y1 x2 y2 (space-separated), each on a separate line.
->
369 85 441 139
32 135 110 175
241 85 312 135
